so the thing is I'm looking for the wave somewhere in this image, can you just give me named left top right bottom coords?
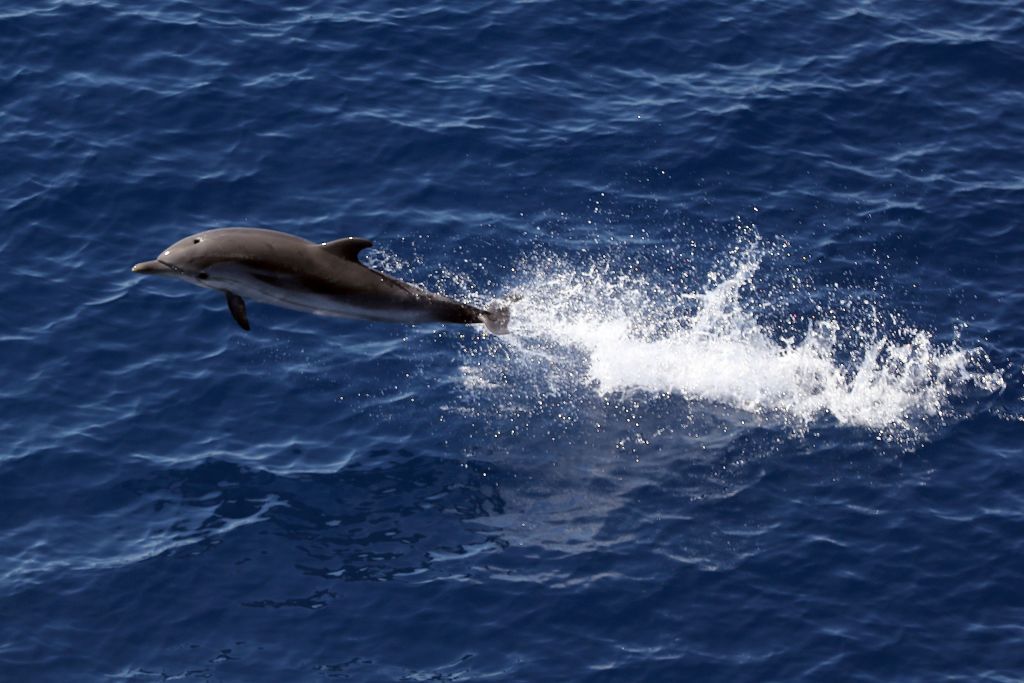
left=461, top=238, right=1004, bottom=444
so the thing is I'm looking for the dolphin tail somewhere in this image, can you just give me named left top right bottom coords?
left=482, top=302, right=510, bottom=335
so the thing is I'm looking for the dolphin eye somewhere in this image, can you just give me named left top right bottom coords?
left=193, top=238, right=201, bottom=244
left=196, top=272, right=209, bottom=280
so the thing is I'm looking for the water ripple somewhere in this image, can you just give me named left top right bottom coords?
left=3, top=0, right=1024, bottom=679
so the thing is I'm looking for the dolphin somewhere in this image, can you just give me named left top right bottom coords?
left=131, top=227, right=510, bottom=334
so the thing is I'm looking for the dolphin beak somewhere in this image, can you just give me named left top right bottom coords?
left=131, top=259, right=173, bottom=275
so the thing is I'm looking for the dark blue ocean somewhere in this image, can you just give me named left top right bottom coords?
left=3, top=1, right=1024, bottom=680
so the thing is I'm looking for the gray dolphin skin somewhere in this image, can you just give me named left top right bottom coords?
left=132, top=227, right=510, bottom=334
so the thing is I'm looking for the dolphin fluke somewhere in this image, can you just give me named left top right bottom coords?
left=483, top=303, right=510, bottom=335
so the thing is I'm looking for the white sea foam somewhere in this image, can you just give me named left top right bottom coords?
left=463, top=242, right=1004, bottom=442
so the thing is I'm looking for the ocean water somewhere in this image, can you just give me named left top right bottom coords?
left=2, top=0, right=1024, bottom=680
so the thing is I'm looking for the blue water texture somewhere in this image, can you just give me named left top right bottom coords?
left=3, top=1, right=1024, bottom=680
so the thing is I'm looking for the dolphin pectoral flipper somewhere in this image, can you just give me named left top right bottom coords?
left=225, top=291, right=250, bottom=331
left=320, top=237, right=373, bottom=262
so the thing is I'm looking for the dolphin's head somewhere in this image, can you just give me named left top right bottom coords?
left=132, top=232, right=223, bottom=286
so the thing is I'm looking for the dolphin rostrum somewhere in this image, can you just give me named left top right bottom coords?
left=132, top=227, right=510, bottom=334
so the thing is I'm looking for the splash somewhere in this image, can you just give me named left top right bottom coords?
left=462, top=241, right=1004, bottom=442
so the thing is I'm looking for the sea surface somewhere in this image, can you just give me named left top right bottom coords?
left=2, top=1, right=1024, bottom=680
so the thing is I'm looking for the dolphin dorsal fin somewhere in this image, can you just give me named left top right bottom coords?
left=320, top=237, right=373, bottom=262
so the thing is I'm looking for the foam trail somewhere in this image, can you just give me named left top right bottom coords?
left=465, top=244, right=1004, bottom=441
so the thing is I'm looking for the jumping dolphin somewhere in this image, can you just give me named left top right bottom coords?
left=131, top=227, right=510, bottom=334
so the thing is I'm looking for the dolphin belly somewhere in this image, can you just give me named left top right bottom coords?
left=227, top=277, right=482, bottom=325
